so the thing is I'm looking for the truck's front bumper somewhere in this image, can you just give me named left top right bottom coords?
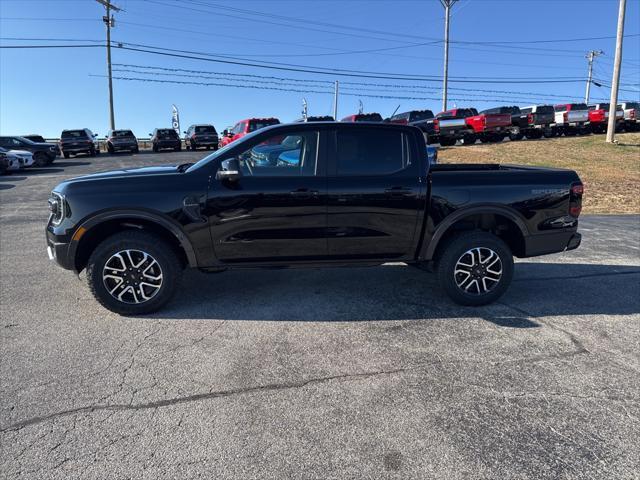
left=46, top=229, right=74, bottom=271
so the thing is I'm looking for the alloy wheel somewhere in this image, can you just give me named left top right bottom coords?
left=102, top=249, right=163, bottom=304
left=453, top=247, right=503, bottom=295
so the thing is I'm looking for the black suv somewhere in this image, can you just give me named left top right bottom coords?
left=0, top=136, right=57, bottom=166
left=150, top=128, right=182, bottom=152
left=184, top=124, right=218, bottom=151
left=60, top=129, right=100, bottom=158
left=106, top=130, right=139, bottom=154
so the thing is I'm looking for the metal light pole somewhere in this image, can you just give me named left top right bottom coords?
left=333, top=81, right=339, bottom=120
left=440, top=0, right=458, bottom=112
left=96, top=0, right=120, bottom=131
left=584, top=50, right=603, bottom=104
left=607, top=0, right=626, bottom=143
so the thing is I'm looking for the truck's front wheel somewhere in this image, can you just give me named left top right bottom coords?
left=436, top=232, right=513, bottom=306
left=86, top=231, right=182, bottom=315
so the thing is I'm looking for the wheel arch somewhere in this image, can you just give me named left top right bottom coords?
left=422, top=205, right=529, bottom=261
left=71, top=210, right=197, bottom=272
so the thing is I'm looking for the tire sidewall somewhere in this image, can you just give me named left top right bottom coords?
left=437, top=232, right=514, bottom=306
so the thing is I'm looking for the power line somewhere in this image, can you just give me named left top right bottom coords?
left=0, top=41, right=591, bottom=83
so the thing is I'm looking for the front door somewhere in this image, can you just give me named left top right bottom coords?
left=206, top=127, right=327, bottom=263
left=326, top=126, right=423, bottom=260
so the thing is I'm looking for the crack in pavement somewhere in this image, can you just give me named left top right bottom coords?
left=513, top=270, right=640, bottom=282
left=0, top=366, right=409, bottom=433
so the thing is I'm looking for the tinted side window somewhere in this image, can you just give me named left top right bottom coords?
left=336, top=129, right=407, bottom=176
left=237, top=131, right=319, bottom=177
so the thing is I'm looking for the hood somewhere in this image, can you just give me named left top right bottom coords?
left=8, top=149, right=33, bottom=156
left=66, top=164, right=181, bottom=182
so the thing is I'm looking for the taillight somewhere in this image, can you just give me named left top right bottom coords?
left=631, top=109, right=637, bottom=120
left=563, top=112, right=568, bottom=123
left=527, top=113, right=534, bottom=124
left=569, top=182, right=584, bottom=218
left=434, top=119, right=440, bottom=133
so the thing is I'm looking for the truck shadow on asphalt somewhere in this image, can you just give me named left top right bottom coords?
left=154, top=262, right=640, bottom=324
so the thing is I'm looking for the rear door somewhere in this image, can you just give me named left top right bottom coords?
left=325, top=126, right=423, bottom=260
left=206, top=126, right=328, bottom=263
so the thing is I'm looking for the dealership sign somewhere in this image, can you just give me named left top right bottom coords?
left=171, top=104, right=180, bottom=135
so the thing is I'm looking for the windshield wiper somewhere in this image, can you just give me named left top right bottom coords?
left=176, top=162, right=194, bottom=173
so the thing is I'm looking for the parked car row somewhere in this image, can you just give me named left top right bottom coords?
left=4, top=100, right=637, bottom=172
left=365, top=102, right=640, bottom=146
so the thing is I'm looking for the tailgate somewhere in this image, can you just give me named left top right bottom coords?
left=484, top=114, right=512, bottom=128
left=568, top=110, right=588, bottom=123
left=438, top=118, right=466, bottom=129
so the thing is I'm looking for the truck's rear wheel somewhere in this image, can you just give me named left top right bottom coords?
left=436, top=231, right=513, bottom=306
left=86, top=231, right=182, bottom=315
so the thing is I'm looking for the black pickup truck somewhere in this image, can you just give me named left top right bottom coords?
left=46, top=122, right=583, bottom=315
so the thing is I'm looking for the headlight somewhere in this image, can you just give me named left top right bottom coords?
left=48, top=192, right=65, bottom=226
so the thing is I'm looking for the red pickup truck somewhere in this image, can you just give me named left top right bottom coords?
left=588, top=103, right=624, bottom=134
left=466, top=110, right=512, bottom=143
left=435, top=108, right=512, bottom=146
left=219, top=118, right=280, bottom=147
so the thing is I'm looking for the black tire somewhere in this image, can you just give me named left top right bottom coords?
left=107, top=143, right=114, bottom=154
left=132, top=146, right=139, bottom=153
left=436, top=231, right=514, bottom=306
left=90, top=147, right=97, bottom=157
left=509, top=132, right=524, bottom=141
left=206, top=145, right=211, bottom=150
left=152, top=144, right=158, bottom=153
left=174, top=145, right=181, bottom=152
left=63, top=152, right=70, bottom=159
left=439, top=137, right=456, bottom=147
left=34, top=151, right=48, bottom=167
left=45, top=155, right=55, bottom=165
left=462, top=134, right=476, bottom=145
left=86, top=231, right=182, bottom=315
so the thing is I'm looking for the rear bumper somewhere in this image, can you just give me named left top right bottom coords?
left=61, top=145, right=94, bottom=153
left=110, top=142, right=138, bottom=151
left=523, top=231, right=581, bottom=257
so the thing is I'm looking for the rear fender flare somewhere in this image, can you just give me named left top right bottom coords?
left=420, top=205, right=529, bottom=260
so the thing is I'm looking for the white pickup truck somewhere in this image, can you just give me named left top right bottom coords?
left=553, top=103, right=590, bottom=136
left=618, top=102, right=639, bottom=131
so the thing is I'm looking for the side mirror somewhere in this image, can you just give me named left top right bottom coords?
left=148, top=133, right=152, bottom=136
left=183, top=131, right=187, bottom=134
left=93, top=133, right=98, bottom=137
left=216, top=158, right=241, bottom=182
left=222, top=129, right=229, bottom=136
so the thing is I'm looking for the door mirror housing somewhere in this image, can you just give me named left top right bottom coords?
left=216, top=158, right=241, bottom=182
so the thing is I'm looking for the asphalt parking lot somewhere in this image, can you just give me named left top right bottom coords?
left=1, top=151, right=639, bottom=479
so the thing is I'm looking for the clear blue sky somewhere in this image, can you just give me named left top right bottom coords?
left=1, top=0, right=639, bottom=137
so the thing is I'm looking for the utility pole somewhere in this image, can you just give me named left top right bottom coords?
left=607, top=0, right=626, bottom=143
left=96, top=0, right=120, bottom=131
left=584, top=50, right=603, bottom=104
left=440, top=0, right=458, bottom=112
left=333, top=81, right=339, bottom=120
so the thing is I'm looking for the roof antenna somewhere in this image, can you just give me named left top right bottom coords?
left=390, top=104, right=401, bottom=118
left=358, top=100, right=364, bottom=114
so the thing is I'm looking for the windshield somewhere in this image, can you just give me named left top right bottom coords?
left=248, top=120, right=279, bottom=132
left=536, top=106, right=554, bottom=114
left=157, top=129, right=177, bottom=137
left=195, top=125, right=216, bottom=134
left=624, top=102, right=640, bottom=109
left=410, top=111, right=434, bottom=121
left=15, top=136, right=35, bottom=145
left=112, top=130, right=134, bottom=137
left=570, top=103, right=588, bottom=110
left=61, top=130, right=87, bottom=138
